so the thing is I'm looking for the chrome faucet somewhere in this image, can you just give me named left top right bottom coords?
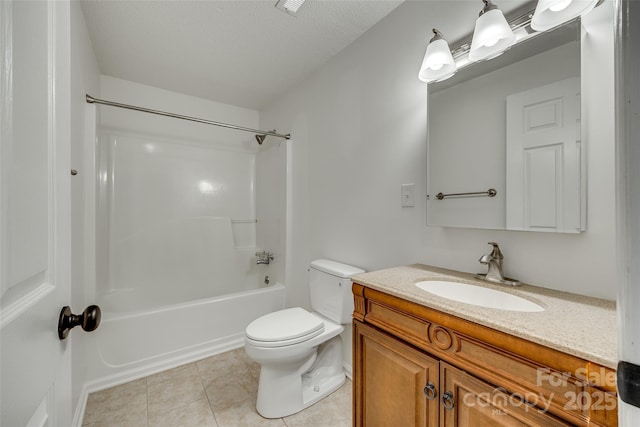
left=475, top=242, right=521, bottom=286
left=256, top=251, right=274, bottom=265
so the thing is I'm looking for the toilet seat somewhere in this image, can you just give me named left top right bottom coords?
left=246, top=307, right=325, bottom=348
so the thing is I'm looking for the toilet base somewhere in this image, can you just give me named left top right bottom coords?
left=255, top=336, right=345, bottom=418
left=301, top=371, right=346, bottom=410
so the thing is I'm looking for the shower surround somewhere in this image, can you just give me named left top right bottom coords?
left=83, top=76, right=286, bottom=393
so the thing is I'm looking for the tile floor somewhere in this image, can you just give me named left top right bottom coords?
left=82, top=347, right=352, bottom=427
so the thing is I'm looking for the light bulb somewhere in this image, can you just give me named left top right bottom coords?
left=531, top=0, right=599, bottom=31
left=484, top=38, right=499, bottom=47
left=418, top=29, right=456, bottom=82
left=468, top=1, right=515, bottom=63
left=549, top=0, right=572, bottom=12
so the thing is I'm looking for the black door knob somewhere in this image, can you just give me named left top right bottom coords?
left=58, top=305, right=101, bottom=340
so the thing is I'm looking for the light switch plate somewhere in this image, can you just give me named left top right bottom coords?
left=401, top=184, right=415, bottom=207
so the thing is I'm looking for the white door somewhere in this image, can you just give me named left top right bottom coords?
left=505, top=77, right=583, bottom=233
left=1, top=1, right=72, bottom=426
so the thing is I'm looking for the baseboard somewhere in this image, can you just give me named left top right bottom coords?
left=71, top=335, right=245, bottom=426
left=71, top=384, right=89, bottom=427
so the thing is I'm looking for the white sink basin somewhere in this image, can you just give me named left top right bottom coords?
left=415, top=280, right=544, bottom=312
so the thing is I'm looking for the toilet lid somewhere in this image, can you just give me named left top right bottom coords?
left=246, top=307, right=324, bottom=343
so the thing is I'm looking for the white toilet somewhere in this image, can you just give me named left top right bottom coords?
left=244, top=259, right=364, bottom=418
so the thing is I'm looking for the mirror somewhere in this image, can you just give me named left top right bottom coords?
left=427, top=20, right=584, bottom=233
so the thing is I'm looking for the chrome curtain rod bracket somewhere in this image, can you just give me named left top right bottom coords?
left=434, top=188, right=497, bottom=200
left=85, top=94, right=291, bottom=141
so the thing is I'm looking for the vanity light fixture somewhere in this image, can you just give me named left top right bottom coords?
left=468, top=0, right=516, bottom=62
left=531, top=0, right=599, bottom=31
left=419, top=0, right=602, bottom=83
left=275, top=0, right=307, bottom=16
left=418, top=29, right=456, bottom=83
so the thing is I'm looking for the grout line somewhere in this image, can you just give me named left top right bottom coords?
left=196, top=356, right=219, bottom=424
left=144, top=377, right=149, bottom=427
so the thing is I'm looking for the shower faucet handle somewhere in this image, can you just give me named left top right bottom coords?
left=255, top=251, right=275, bottom=265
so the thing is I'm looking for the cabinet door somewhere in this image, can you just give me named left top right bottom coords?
left=440, top=362, right=572, bottom=427
left=353, top=321, right=439, bottom=427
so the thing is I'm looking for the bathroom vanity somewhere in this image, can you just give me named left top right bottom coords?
left=351, top=265, right=617, bottom=426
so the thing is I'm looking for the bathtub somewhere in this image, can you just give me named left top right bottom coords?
left=85, top=283, right=285, bottom=391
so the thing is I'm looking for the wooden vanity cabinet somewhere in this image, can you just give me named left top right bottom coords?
left=353, top=320, right=439, bottom=427
left=354, top=321, right=571, bottom=427
left=352, top=284, right=618, bottom=427
left=439, top=360, right=572, bottom=426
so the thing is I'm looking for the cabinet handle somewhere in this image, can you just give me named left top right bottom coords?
left=442, top=391, right=455, bottom=410
left=423, top=382, right=437, bottom=400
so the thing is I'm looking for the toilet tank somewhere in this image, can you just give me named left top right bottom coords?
left=309, top=259, right=365, bottom=324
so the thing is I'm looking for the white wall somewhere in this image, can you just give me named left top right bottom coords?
left=70, top=1, right=100, bottom=416
left=260, top=0, right=617, bottom=335
left=260, top=2, right=428, bottom=309
left=99, top=76, right=259, bottom=146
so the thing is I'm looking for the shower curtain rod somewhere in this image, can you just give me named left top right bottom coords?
left=85, top=95, right=291, bottom=141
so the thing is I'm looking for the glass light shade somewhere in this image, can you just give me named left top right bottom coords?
left=531, top=0, right=599, bottom=31
left=418, top=38, right=456, bottom=82
left=468, top=8, right=516, bottom=62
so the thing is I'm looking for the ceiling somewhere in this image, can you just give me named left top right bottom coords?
left=80, top=0, right=404, bottom=110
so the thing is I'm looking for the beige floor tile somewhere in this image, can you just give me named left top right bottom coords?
left=200, top=348, right=260, bottom=401
left=231, top=347, right=262, bottom=378
left=236, top=369, right=259, bottom=397
left=197, top=348, right=253, bottom=383
left=204, top=373, right=253, bottom=412
left=146, top=362, right=199, bottom=387
left=283, top=381, right=352, bottom=427
left=82, top=379, right=147, bottom=425
left=148, top=398, right=218, bottom=427
left=83, top=411, right=147, bottom=427
left=214, top=399, right=287, bottom=427
left=83, top=348, right=352, bottom=427
left=147, top=371, right=207, bottom=418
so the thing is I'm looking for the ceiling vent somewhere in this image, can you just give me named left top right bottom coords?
left=275, top=0, right=307, bottom=16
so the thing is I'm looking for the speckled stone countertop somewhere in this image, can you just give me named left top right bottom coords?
left=352, top=264, right=617, bottom=369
